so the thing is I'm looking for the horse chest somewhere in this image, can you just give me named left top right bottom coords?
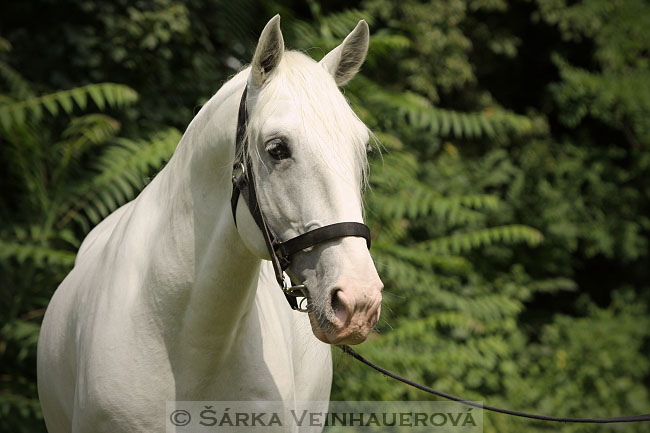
left=173, top=279, right=332, bottom=401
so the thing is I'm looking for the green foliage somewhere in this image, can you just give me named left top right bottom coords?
left=502, top=291, right=650, bottom=433
left=1, top=1, right=649, bottom=432
left=348, top=76, right=542, bottom=140
left=0, top=238, right=77, bottom=268
left=59, top=128, right=181, bottom=231
left=0, top=83, right=138, bottom=130
left=0, top=48, right=179, bottom=429
left=324, top=1, right=650, bottom=432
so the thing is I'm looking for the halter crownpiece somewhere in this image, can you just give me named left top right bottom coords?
left=231, top=86, right=372, bottom=311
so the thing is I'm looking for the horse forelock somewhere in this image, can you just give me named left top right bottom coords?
left=243, top=50, right=371, bottom=190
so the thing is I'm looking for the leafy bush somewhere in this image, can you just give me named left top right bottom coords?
left=1, top=1, right=649, bottom=432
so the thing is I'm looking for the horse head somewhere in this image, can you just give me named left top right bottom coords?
left=235, top=15, right=383, bottom=345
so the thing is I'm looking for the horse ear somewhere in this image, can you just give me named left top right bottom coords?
left=320, top=20, right=369, bottom=86
left=250, top=15, right=284, bottom=87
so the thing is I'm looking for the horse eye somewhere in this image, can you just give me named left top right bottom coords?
left=266, top=139, right=291, bottom=161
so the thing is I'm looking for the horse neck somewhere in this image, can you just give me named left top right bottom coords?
left=139, top=72, right=261, bottom=356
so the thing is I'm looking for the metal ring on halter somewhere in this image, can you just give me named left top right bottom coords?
left=283, top=282, right=310, bottom=312
left=296, top=297, right=309, bottom=313
left=283, top=283, right=307, bottom=297
left=232, top=162, right=246, bottom=183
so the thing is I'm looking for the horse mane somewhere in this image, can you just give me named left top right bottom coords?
left=243, top=50, right=371, bottom=190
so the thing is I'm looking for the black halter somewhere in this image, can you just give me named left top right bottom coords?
left=231, top=86, right=371, bottom=311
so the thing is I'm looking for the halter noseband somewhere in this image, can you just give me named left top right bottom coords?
left=231, top=86, right=371, bottom=311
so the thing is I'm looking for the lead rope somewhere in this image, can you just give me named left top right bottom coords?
left=338, top=345, right=650, bottom=424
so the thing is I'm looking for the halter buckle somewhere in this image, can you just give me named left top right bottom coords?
left=232, top=162, right=246, bottom=184
left=282, top=281, right=309, bottom=312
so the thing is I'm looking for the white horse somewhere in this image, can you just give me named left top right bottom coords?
left=37, top=15, right=383, bottom=432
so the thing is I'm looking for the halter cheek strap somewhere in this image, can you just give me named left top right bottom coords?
left=231, top=86, right=372, bottom=311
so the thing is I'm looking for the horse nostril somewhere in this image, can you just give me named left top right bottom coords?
left=330, top=289, right=351, bottom=325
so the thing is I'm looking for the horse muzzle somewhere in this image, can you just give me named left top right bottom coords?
left=309, top=279, right=383, bottom=345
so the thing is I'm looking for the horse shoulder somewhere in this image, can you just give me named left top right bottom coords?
left=38, top=201, right=144, bottom=432
left=75, top=201, right=134, bottom=264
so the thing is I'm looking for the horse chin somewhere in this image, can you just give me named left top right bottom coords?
left=307, top=311, right=371, bottom=345
left=308, top=314, right=332, bottom=344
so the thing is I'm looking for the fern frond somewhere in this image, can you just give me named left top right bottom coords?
left=0, top=83, right=137, bottom=130
left=62, top=114, right=120, bottom=144
left=382, top=312, right=484, bottom=340
left=0, top=238, right=76, bottom=267
left=382, top=243, right=463, bottom=269
left=319, top=9, right=372, bottom=40
left=419, top=225, right=543, bottom=255
left=289, top=20, right=320, bottom=49
left=57, top=128, right=181, bottom=229
left=368, top=152, right=419, bottom=189
left=53, top=114, right=121, bottom=182
left=372, top=188, right=500, bottom=224
left=399, top=95, right=533, bottom=139
left=349, top=76, right=536, bottom=139
left=371, top=249, right=425, bottom=288
left=288, top=9, right=375, bottom=54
